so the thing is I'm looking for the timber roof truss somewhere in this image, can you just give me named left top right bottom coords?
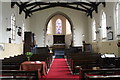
left=11, top=0, right=105, bottom=19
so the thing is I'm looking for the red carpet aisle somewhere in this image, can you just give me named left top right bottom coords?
left=42, top=58, right=79, bottom=80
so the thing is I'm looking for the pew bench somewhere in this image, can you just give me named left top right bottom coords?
left=80, top=68, right=120, bottom=80
left=85, top=74, right=120, bottom=80
left=0, top=70, right=38, bottom=80
left=71, top=59, right=99, bottom=74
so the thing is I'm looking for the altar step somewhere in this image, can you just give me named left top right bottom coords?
left=54, top=50, right=64, bottom=55
left=54, top=50, right=64, bottom=58
left=55, top=55, right=64, bottom=58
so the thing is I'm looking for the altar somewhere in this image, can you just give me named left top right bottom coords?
left=53, top=44, right=65, bottom=49
left=53, top=35, right=65, bottom=49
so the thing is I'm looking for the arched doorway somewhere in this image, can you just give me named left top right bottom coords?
left=44, top=12, right=73, bottom=49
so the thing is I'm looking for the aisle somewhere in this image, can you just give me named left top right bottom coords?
left=42, top=58, right=79, bottom=80
left=54, top=50, right=64, bottom=58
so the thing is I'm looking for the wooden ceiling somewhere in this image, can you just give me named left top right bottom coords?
left=11, top=0, right=105, bottom=19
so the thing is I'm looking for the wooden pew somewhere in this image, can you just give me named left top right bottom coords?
left=34, top=47, right=50, bottom=54
left=99, top=57, right=120, bottom=68
left=0, top=70, right=38, bottom=80
left=68, top=53, right=101, bottom=74
left=2, top=54, right=28, bottom=69
left=2, top=53, right=52, bottom=70
left=2, top=55, right=27, bottom=70
left=80, top=68, right=120, bottom=80
left=64, top=47, right=82, bottom=56
left=30, top=54, right=53, bottom=68
left=71, top=59, right=99, bottom=74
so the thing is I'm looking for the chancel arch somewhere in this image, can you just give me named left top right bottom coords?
left=45, top=12, right=73, bottom=48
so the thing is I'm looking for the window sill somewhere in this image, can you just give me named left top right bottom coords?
left=102, top=37, right=107, bottom=40
left=101, top=37, right=107, bottom=42
left=93, top=40, right=96, bottom=42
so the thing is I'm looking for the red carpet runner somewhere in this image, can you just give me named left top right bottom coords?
left=42, top=58, right=79, bottom=80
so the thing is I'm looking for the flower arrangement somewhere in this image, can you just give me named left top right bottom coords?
left=25, top=52, right=33, bottom=61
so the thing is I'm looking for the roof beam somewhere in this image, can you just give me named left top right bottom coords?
left=15, top=2, right=31, bottom=18
left=26, top=2, right=47, bottom=7
left=28, top=4, right=38, bottom=11
left=23, top=2, right=98, bottom=19
left=11, top=1, right=105, bottom=19
left=102, top=2, right=106, bottom=7
left=19, top=2, right=29, bottom=14
left=25, top=2, right=93, bottom=8
left=87, top=8, right=93, bottom=18
left=30, top=3, right=88, bottom=13
left=11, top=2, right=16, bottom=8
left=30, top=5, right=55, bottom=13
left=61, top=5, right=87, bottom=12
left=78, top=3, right=90, bottom=10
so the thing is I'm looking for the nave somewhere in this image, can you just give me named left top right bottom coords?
left=1, top=46, right=120, bottom=80
left=42, top=58, right=79, bottom=80
left=1, top=1, right=120, bottom=80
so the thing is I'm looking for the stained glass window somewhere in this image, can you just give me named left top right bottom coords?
left=56, top=19, right=62, bottom=34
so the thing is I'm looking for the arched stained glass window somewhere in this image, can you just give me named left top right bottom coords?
left=101, top=11, right=107, bottom=39
left=56, top=19, right=62, bottom=34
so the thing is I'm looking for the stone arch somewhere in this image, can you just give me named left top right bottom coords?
left=44, top=11, right=74, bottom=47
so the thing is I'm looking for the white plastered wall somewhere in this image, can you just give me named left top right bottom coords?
left=88, top=2, right=120, bottom=56
left=0, top=2, right=30, bottom=58
left=30, top=7, right=88, bottom=47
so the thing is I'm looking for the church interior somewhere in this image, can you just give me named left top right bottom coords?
left=0, top=0, right=120, bottom=80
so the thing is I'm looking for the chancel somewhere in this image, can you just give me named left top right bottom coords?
left=1, top=0, right=120, bottom=80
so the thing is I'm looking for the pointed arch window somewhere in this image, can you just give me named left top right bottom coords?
left=11, top=14, right=16, bottom=40
left=101, top=11, right=107, bottom=39
left=56, top=19, right=62, bottom=34
left=22, top=23, right=25, bottom=41
left=92, top=19, right=96, bottom=41
left=47, top=20, right=52, bottom=34
left=115, top=2, right=120, bottom=35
